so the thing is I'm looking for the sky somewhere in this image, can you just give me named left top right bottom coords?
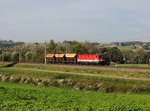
left=0, top=0, right=150, bottom=43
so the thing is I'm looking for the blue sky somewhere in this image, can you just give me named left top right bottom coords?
left=0, top=0, right=150, bottom=43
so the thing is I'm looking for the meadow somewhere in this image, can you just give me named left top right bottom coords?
left=0, top=82, right=150, bottom=111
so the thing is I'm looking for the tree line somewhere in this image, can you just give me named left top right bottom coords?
left=0, top=40, right=150, bottom=64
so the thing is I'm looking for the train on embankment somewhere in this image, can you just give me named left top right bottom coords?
left=46, top=53, right=110, bottom=65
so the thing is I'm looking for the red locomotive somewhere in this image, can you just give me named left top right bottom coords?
left=46, top=52, right=110, bottom=65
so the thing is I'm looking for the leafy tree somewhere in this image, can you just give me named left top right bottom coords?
left=145, top=52, right=150, bottom=64
left=11, top=51, right=19, bottom=63
left=122, top=49, right=134, bottom=63
left=1, top=52, right=11, bottom=62
left=79, top=41, right=98, bottom=53
left=99, top=47, right=109, bottom=53
left=55, top=42, right=66, bottom=53
left=67, top=41, right=81, bottom=53
left=109, top=47, right=123, bottom=63
left=31, top=44, right=45, bottom=63
left=134, top=49, right=146, bottom=64
left=25, top=51, right=32, bottom=62
left=18, top=45, right=32, bottom=62
left=47, top=40, right=56, bottom=53
left=98, top=47, right=110, bottom=65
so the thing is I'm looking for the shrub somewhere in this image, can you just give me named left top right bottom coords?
left=54, top=74, right=70, bottom=79
left=42, top=80, right=49, bottom=86
left=11, top=76, right=22, bottom=83
left=105, top=85, right=116, bottom=93
left=37, top=78, right=42, bottom=82
left=20, top=77, right=28, bottom=83
left=24, top=78, right=38, bottom=85
left=74, top=83, right=85, bottom=90
left=2, top=75, right=10, bottom=82
left=86, top=85, right=99, bottom=91
left=50, top=80, right=59, bottom=87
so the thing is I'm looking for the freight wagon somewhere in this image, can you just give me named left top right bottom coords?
left=46, top=53, right=110, bottom=65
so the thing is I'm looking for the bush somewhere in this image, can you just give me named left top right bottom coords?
left=20, top=77, right=28, bottom=83
left=50, top=80, right=59, bottom=87
left=2, top=75, right=10, bottom=82
left=54, top=74, right=70, bottom=79
left=42, top=80, right=49, bottom=86
left=105, top=85, right=116, bottom=93
left=12, top=76, right=22, bottom=83
left=24, top=78, right=38, bottom=85
left=85, top=85, right=99, bottom=91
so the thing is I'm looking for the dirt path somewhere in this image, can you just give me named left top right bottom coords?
left=10, top=67, right=150, bottom=81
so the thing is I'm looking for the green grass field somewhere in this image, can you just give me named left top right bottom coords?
left=0, top=82, right=150, bottom=111
left=117, top=46, right=137, bottom=51
left=117, top=46, right=150, bottom=53
left=0, top=62, right=150, bottom=110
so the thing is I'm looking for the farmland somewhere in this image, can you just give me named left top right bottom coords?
left=0, top=62, right=150, bottom=110
left=0, top=82, right=150, bottom=111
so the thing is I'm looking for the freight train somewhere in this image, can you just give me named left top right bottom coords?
left=46, top=53, right=110, bottom=65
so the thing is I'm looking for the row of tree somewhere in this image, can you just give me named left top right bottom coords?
left=0, top=40, right=24, bottom=48
left=0, top=40, right=150, bottom=64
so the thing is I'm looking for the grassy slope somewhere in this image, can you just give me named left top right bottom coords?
left=0, top=82, right=150, bottom=111
left=0, top=63, right=150, bottom=93
left=12, top=63, right=150, bottom=79
left=0, top=63, right=150, bottom=84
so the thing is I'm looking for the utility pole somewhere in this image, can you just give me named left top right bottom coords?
left=1, top=46, right=4, bottom=63
left=2, top=50, right=3, bottom=63
left=19, top=50, right=21, bottom=63
left=65, top=41, right=68, bottom=53
left=45, top=41, right=47, bottom=64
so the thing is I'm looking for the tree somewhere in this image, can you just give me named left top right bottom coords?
left=31, top=44, right=45, bottom=63
left=122, top=49, right=134, bottom=63
left=11, top=51, right=19, bottom=63
left=99, top=47, right=110, bottom=53
left=25, top=51, right=32, bottom=62
left=109, top=47, right=123, bottom=63
left=47, top=40, right=56, bottom=53
left=55, top=42, right=66, bottom=53
left=67, top=41, right=81, bottom=53
left=1, top=52, right=11, bottom=62
left=134, top=49, right=146, bottom=64
left=79, top=41, right=98, bottom=53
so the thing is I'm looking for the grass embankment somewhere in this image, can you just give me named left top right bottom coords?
left=0, top=82, right=150, bottom=111
left=14, top=63, right=150, bottom=79
left=0, top=63, right=150, bottom=93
